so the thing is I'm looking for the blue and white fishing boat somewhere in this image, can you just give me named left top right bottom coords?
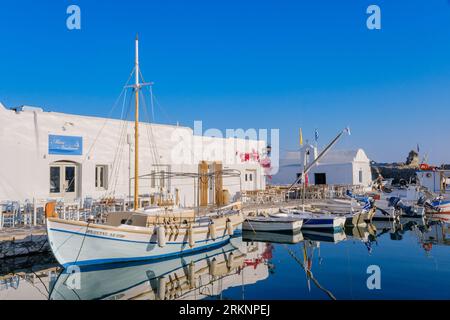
left=47, top=204, right=243, bottom=267
left=46, top=36, right=244, bottom=268
left=270, top=210, right=346, bottom=231
left=243, top=214, right=303, bottom=234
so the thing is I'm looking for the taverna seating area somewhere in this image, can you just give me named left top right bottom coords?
left=241, top=184, right=367, bottom=206
left=0, top=196, right=157, bottom=229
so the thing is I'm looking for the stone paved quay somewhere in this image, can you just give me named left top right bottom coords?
left=0, top=226, right=49, bottom=258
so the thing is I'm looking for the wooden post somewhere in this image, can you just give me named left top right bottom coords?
left=199, top=161, right=209, bottom=207
left=214, top=161, right=223, bottom=206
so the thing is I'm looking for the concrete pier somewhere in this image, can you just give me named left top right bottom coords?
left=0, top=226, right=49, bottom=259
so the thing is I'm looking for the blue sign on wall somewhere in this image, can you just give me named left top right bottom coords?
left=48, top=135, right=83, bottom=155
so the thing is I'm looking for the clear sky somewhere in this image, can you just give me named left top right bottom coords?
left=1, top=0, right=449, bottom=164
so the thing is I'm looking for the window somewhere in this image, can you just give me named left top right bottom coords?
left=50, top=162, right=78, bottom=196
left=65, top=166, right=75, bottom=192
left=359, top=169, right=363, bottom=184
left=245, top=174, right=248, bottom=182
left=50, top=167, right=61, bottom=193
left=249, top=174, right=253, bottom=182
left=95, top=165, right=108, bottom=189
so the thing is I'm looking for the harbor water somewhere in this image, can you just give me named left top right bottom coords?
left=1, top=217, right=449, bottom=300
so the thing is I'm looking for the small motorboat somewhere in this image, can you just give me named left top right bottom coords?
left=422, top=196, right=450, bottom=215
left=243, top=213, right=303, bottom=234
left=272, top=210, right=346, bottom=231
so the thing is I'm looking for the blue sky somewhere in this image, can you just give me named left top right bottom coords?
left=1, top=0, right=450, bottom=163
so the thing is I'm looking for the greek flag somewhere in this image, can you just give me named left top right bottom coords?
left=314, top=129, right=319, bottom=142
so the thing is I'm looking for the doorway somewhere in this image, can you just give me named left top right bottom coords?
left=314, top=173, right=327, bottom=185
left=50, top=162, right=79, bottom=200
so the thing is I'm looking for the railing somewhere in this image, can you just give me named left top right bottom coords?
left=242, top=185, right=366, bottom=205
left=0, top=197, right=133, bottom=229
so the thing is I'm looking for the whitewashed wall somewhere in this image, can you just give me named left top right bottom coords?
left=271, top=148, right=372, bottom=188
left=0, top=104, right=266, bottom=205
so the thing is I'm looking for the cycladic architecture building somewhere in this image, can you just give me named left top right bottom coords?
left=0, top=103, right=269, bottom=206
left=272, top=143, right=372, bottom=189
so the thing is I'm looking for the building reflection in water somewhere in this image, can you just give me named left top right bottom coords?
left=0, top=216, right=448, bottom=300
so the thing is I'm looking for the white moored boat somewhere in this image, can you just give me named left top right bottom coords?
left=243, top=214, right=303, bottom=233
left=46, top=205, right=243, bottom=267
left=46, top=36, right=244, bottom=268
left=271, top=211, right=346, bottom=231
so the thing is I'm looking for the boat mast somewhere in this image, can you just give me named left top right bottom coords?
left=134, top=34, right=140, bottom=210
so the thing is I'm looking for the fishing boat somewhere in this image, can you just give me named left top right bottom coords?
left=243, top=213, right=303, bottom=234
left=273, top=211, right=346, bottom=231
left=308, top=200, right=375, bottom=227
left=46, top=36, right=244, bottom=268
left=425, top=196, right=450, bottom=214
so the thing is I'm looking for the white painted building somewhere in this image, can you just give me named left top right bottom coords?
left=271, top=144, right=372, bottom=189
left=0, top=102, right=267, bottom=206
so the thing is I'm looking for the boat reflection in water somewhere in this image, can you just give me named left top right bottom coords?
left=49, top=238, right=271, bottom=300
left=2, top=218, right=448, bottom=300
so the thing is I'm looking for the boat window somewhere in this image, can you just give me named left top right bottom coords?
left=95, top=165, right=108, bottom=190
left=120, top=219, right=132, bottom=225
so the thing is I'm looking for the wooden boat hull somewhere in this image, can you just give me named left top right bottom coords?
left=47, top=214, right=243, bottom=268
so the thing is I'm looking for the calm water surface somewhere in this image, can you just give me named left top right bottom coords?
left=1, top=217, right=449, bottom=300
